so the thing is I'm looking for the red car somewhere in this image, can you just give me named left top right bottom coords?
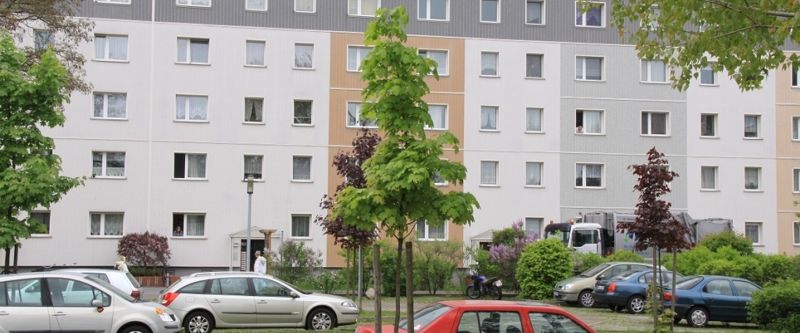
left=355, top=300, right=596, bottom=333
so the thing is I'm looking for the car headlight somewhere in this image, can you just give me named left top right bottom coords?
left=341, top=301, right=357, bottom=309
left=563, top=284, right=574, bottom=291
left=154, top=307, right=175, bottom=322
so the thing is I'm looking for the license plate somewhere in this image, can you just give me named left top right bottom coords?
left=596, top=286, right=605, bottom=291
left=553, top=291, right=561, bottom=297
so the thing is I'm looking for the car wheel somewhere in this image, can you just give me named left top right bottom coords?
left=578, top=290, right=595, bottom=308
left=307, top=308, right=336, bottom=331
left=184, top=310, right=214, bottom=333
left=466, top=286, right=481, bottom=299
left=120, top=325, right=151, bottom=333
left=627, top=295, right=646, bottom=314
left=687, top=307, right=709, bottom=328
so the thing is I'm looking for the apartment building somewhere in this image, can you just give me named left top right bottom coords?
left=16, top=0, right=800, bottom=271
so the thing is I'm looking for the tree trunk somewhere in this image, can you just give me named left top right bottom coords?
left=12, top=244, right=18, bottom=273
left=393, top=239, right=403, bottom=333
left=652, top=247, right=658, bottom=332
left=373, top=244, right=381, bottom=333
left=3, top=247, right=10, bottom=273
left=405, top=241, right=414, bottom=333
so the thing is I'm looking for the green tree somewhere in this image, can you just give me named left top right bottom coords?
left=0, top=34, right=82, bottom=272
left=516, top=238, right=573, bottom=300
left=607, top=0, right=800, bottom=91
left=331, top=6, right=479, bottom=332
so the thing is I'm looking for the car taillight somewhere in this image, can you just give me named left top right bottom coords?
left=161, top=292, right=179, bottom=306
left=608, top=282, right=616, bottom=293
left=663, top=291, right=672, bottom=301
left=131, top=289, right=141, bottom=300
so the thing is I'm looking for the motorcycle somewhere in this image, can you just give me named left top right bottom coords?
left=466, top=273, right=502, bottom=300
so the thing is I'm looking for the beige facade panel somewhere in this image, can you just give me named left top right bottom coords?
left=777, top=213, right=799, bottom=256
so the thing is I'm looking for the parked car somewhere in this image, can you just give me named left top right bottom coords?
left=662, top=275, right=761, bottom=327
left=355, top=300, right=597, bottom=333
left=553, top=261, right=651, bottom=307
left=160, top=272, right=358, bottom=332
left=593, top=269, right=683, bottom=314
left=57, top=268, right=143, bottom=300
left=0, top=271, right=180, bottom=333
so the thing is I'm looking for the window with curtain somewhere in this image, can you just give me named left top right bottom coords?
left=426, top=105, right=447, bottom=130
left=244, top=98, right=263, bottom=123
left=244, top=155, right=263, bottom=180
left=94, top=34, right=128, bottom=61
left=295, top=0, right=315, bottom=12
left=292, top=156, right=311, bottom=181
left=480, top=106, right=498, bottom=130
left=348, top=0, right=379, bottom=16
left=480, top=161, right=498, bottom=185
left=419, top=49, right=448, bottom=75
left=30, top=212, right=50, bottom=235
left=172, top=213, right=205, bottom=237
left=525, top=217, right=543, bottom=239
left=701, top=114, right=717, bottom=137
left=575, top=1, right=603, bottom=27
left=347, top=46, right=372, bottom=71
left=481, top=52, right=498, bottom=76
left=245, top=41, right=265, bottom=66
left=176, top=95, right=208, bottom=121
left=526, top=0, right=544, bottom=24
left=526, top=54, right=543, bottom=78
left=177, top=0, right=210, bottom=6
left=744, top=115, right=761, bottom=138
left=174, top=153, right=206, bottom=179
left=480, top=0, right=499, bottom=22
left=641, top=112, right=668, bottom=135
left=418, top=0, right=448, bottom=20
left=291, top=215, right=311, bottom=237
left=576, top=56, right=603, bottom=80
left=347, top=102, right=377, bottom=128
left=576, top=163, right=603, bottom=187
left=794, top=222, right=800, bottom=245
left=177, top=38, right=209, bottom=64
left=90, top=213, right=123, bottom=236
left=526, top=108, right=543, bottom=132
left=92, top=151, right=126, bottom=178
left=794, top=64, right=800, bottom=87
left=744, top=167, right=761, bottom=190
left=575, top=109, right=603, bottom=134
left=416, top=220, right=445, bottom=240
left=745, top=222, right=761, bottom=244
left=700, top=63, right=716, bottom=85
left=293, top=100, right=313, bottom=125
left=93, top=92, right=127, bottom=119
left=794, top=169, right=800, bottom=192
left=246, top=0, right=266, bottom=10
left=294, top=44, right=314, bottom=68
left=701, top=166, right=717, bottom=190
left=641, top=60, right=666, bottom=82
left=526, top=162, right=542, bottom=186
left=793, top=116, right=800, bottom=140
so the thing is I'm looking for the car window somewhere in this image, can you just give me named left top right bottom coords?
left=48, top=278, right=111, bottom=307
left=580, top=263, right=610, bottom=277
left=84, top=275, right=134, bottom=302
left=210, top=278, right=250, bottom=296
left=84, top=273, right=110, bottom=283
left=179, top=281, right=207, bottom=294
left=572, top=229, right=599, bottom=248
left=253, top=278, right=291, bottom=297
left=529, top=312, right=588, bottom=333
left=732, top=280, right=760, bottom=297
left=124, top=273, right=141, bottom=288
left=676, top=276, right=703, bottom=290
left=638, top=272, right=651, bottom=284
left=399, top=303, right=452, bottom=330
left=703, top=280, right=733, bottom=296
left=457, top=311, right=522, bottom=333
left=0, top=282, right=5, bottom=305
left=6, top=279, right=43, bottom=306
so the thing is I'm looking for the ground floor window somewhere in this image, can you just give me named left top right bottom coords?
left=173, top=213, right=205, bottom=237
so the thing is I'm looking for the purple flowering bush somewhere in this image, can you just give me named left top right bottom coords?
left=475, top=220, right=537, bottom=290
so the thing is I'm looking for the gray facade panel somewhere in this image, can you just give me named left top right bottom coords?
left=78, top=0, right=151, bottom=21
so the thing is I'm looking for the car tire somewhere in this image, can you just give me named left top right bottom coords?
left=578, top=290, right=595, bottom=308
left=466, top=286, right=481, bottom=299
left=120, top=325, right=151, bottom=333
left=626, top=295, right=646, bottom=314
left=184, top=310, right=214, bottom=333
left=687, top=306, right=709, bottom=328
left=307, top=307, right=336, bottom=331
left=490, top=286, right=502, bottom=300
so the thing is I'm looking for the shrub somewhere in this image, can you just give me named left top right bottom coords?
left=748, top=279, right=800, bottom=329
left=766, top=314, right=800, bottom=333
left=268, top=240, right=322, bottom=283
left=673, top=246, right=715, bottom=275
left=699, top=231, right=753, bottom=255
left=573, top=252, right=605, bottom=273
left=414, top=241, right=461, bottom=295
left=733, top=255, right=764, bottom=286
left=117, top=232, right=171, bottom=271
left=492, top=225, right=526, bottom=246
left=605, top=250, right=645, bottom=263
left=314, top=270, right=342, bottom=294
left=793, top=255, right=800, bottom=280
left=484, top=221, right=536, bottom=289
left=377, top=241, right=405, bottom=296
left=759, top=255, right=795, bottom=286
left=516, top=238, right=573, bottom=299
left=696, top=259, right=739, bottom=276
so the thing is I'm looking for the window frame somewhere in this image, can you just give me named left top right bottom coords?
left=294, top=0, right=316, bottom=13
left=792, top=116, right=800, bottom=141
left=417, top=0, right=450, bottom=21
left=348, top=0, right=381, bottom=17
left=525, top=0, right=545, bottom=25
left=293, top=99, right=314, bottom=126
left=291, top=155, right=313, bottom=182
left=793, top=64, right=800, bottom=87
left=30, top=211, right=51, bottom=236
left=793, top=221, right=800, bottom=246
left=176, top=0, right=211, bottom=7
left=172, top=212, right=206, bottom=238
left=419, top=49, right=449, bottom=76
left=700, top=166, right=719, bottom=191
left=525, top=107, right=544, bottom=133
left=744, top=222, right=763, bottom=245
left=700, top=113, right=718, bottom=138
left=575, top=162, right=605, bottom=189
left=744, top=166, right=762, bottom=192
left=700, top=62, right=717, bottom=86
left=743, top=114, right=762, bottom=139
left=525, top=161, right=544, bottom=188
left=290, top=214, right=312, bottom=239
left=416, top=220, right=447, bottom=241
left=794, top=168, right=800, bottom=193
left=244, top=40, right=266, bottom=67
left=479, top=105, right=499, bottom=132
left=244, top=97, right=264, bottom=124
left=479, top=0, right=501, bottom=23
left=89, top=212, right=124, bottom=238
left=575, top=1, right=605, bottom=28
left=480, top=160, right=499, bottom=187
left=92, top=151, right=126, bottom=179
left=575, top=55, right=604, bottom=81
left=525, top=53, right=544, bottom=79
left=243, top=154, right=263, bottom=180
left=346, top=45, right=373, bottom=72
left=480, top=51, right=500, bottom=77
left=173, top=152, right=208, bottom=180
left=175, top=94, right=209, bottom=122
left=346, top=101, right=378, bottom=129
left=92, top=92, right=128, bottom=120
left=293, top=43, right=315, bottom=70
left=245, top=0, right=267, bottom=11
left=176, top=37, right=210, bottom=65
left=640, top=59, right=668, bottom=84
left=575, top=109, right=605, bottom=135
left=641, top=111, right=670, bottom=136
left=93, top=34, right=129, bottom=62
left=425, top=104, right=448, bottom=130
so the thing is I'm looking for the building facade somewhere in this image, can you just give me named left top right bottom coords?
left=17, top=0, right=800, bottom=271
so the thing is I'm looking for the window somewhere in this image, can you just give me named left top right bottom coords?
left=177, top=0, right=210, bottom=6
left=744, top=115, right=761, bottom=138
left=794, top=222, right=800, bottom=245
left=794, top=168, right=800, bottom=192
left=173, top=153, right=207, bottom=179
left=642, top=5, right=660, bottom=30
left=526, top=0, right=544, bottom=24
left=48, top=278, right=110, bottom=307
left=426, top=105, right=447, bottom=130
left=90, top=213, right=123, bottom=236
left=700, top=63, right=717, bottom=85
left=246, top=0, right=266, bottom=11
left=575, top=56, right=603, bottom=81
left=701, top=166, right=718, bottom=190
left=525, top=107, right=543, bottom=133
left=433, top=171, right=447, bottom=186
left=793, top=64, right=800, bottom=87
left=458, top=312, right=523, bottom=333
left=93, top=92, right=127, bottom=119
left=349, top=0, right=379, bottom=16
left=294, top=43, right=314, bottom=69
left=480, top=161, right=498, bottom=186
left=210, top=278, right=249, bottom=296
left=292, top=156, right=311, bottom=181
left=417, top=220, right=445, bottom=240
left=245, top=41, right=265, bottom=66
left=253, top=278, right=291, bottom=297
left=700, top=114, right=717, bottom=137
left=347, top=46, right=372, bottom=71
left=576, top=163, right=603, bottom=188
left=244, top=155, right=263, bottom=180
left=480, top=0, right=499, bottom=22
left=294, top=0, right=315, bottom=12
left=793, top=116, right=800, bottom=140
left=293, top=100, right=313, bottom=125
left=92, top=152, right=125, bottom=178
left=291, top=215, right=310, bottom=238
left=94, top=34, right=128, bottom=61
left=575, top=109, right=604, bottom=134
left=244, top=98, right=263, bottom=123
left=347, top=102, right=377, bottom=128
left=7, top=279, right=43, bottom=306
left=745, top=222, right=761, bottom=244
left=172, top=213, right=205, bottom=237
left=179, top=281, right=206, bottom=294
left=525, top=162, right=542, bottom=186
left=641, top=60, right=666, bottom=83
left=526, top=54, right=543, bottom=78
left=418, top=0, right=448, bottom=20
left=575, top=1, right=604, bottom=27
left=732, top=280, right=760, bottom=297
left=525, top=218, right=543, bottom=238
left=176, top=38, right=209, bottom=64
left=481, top=52, right=498, bottom=76
left=30, top=212, right=50, bottom=235
left=641, top=111, right=669, bottom=136
left=480, top=106, right=498, bottom=131
left=419, top=49, right=448, bottom=75
left=34, top=30, right=54, bottom=51
left=744, top=167, right=761, bottom=191
left=176, top=95, right=208, bottom=121
left=530, top=312, right=589, bottom=333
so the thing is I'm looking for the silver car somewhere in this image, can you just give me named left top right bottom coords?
left=160, top=272, right=359, bottom=332
left=57, top=268, right=143, bottom=300
left=0, top=271, right=180, bottom=333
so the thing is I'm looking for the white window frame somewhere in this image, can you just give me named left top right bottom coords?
left=177, top=0, right=211, bottom=7
left=245, top=40, right=266, bottom=67
left=346, top=102, right=378, bottom=128
left=244, top=97, right=264, bottom=124
left=480, top=105, right=499, bottom=131
left=294, top=0, right=316, bottom=13
left=480, top=0, right=500, bottom=23
left=480, top=51, right=499, bottom=77
left=30, top=211, right=51, bottom=236
left=346, top=45, right=373, bottom=72
left=293, top=99, right=313, bottom=126
left=792, top=116, right=800, bottom=141
left=425, top=104, right=448, bottom=130
left=575, top=109, right=605, bottom=135
left=95, top=0, right=132, bottom=4
left=524, top=217, right=544, bottom=238
left=176, top=37, right=210, bottom=65
left=793, top=168, right=800, bottom=193
left=744, top=222, right=762, bottom=245
left=173, top=153, right=207, bottom=180
left=93, top=34, right=128, bottom=61
left=641, top=111, right=670, bottom=136
left=417, top=220, right=447, bottom=241
left=700, top=113, right=718, bottom=138
left=348, top=0, right=380, bottom=16
left=575, top=1, right=605, bottom=28
left=525, top=0, right=545, bottom=25
left=700, top=63, right=717, bottom=86
left=575, top=55, right=604, bottom=81
left=245, top=0, right=267, bottom=11
left=480, top=160, right=499, bottom=186
left=744, top=166, right=762, bottom=191
left=419, top=49, right=449, bottom=76
left=173, top=213, right=206, bottom=238
left=743, top=114, right=762, bottom=139
left=175, top=95, right=209, bottom=122
left=418, top=0, right=450, bottom=21
left=525, top=53, right=544, bottom=79
left=525, top=161, right=543, bottom=187
left=293, top=43, right=314, bottom=69
left=89, top=212, right=124, bottom=238
left=292, top=155, right=313, bottom=182
left=92, top=92, right=127, bottom=120
left=640, top=59, right=667, bottom=83
left=433, top=169, right=448, bottom=187
left=700, top=166, right=719, bottom=191
left=792, top=64, right=800, bottom=87
left=525, top=107, right=543, bottom=133
left=793, top=221, right=800, bottom=246
left=92, top=151, right=126, bottom=179
left=640, top=5, right=660, bottom=30
left=291, top=214, right=312, bottom=239
left=575, top=163, right=605, bottom=189
left=243, top=154, right=263, bottom=180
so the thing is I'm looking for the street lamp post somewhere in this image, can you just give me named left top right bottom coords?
left=246, top=175, right=254, bottom=272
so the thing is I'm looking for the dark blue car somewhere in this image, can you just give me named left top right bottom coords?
left=663, top=275, right=761, bottom=327
left=593, top=269, right=682, bottom=314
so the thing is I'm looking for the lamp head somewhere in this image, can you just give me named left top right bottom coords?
left=246, top=175, right=254, bottom=194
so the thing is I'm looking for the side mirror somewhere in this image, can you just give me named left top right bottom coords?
left=91, top=299, right=104, bottom=310
left=289, top=291, right=299, bottom=299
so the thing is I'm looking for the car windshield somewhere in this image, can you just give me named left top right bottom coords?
left=399, top=303, right=452, bottom=330
left=675, top=276, right=703, bottom=290
left=85, top=275, right=136, bottom=302
left=580, top=263, right=610, bottom=277
left=271, top=276, right=311, bottom=295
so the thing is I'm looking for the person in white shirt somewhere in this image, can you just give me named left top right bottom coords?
left=253, top=250, right=267, bottom=274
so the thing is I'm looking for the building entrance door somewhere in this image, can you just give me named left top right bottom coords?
left=239, top=239, right=265, bottom=271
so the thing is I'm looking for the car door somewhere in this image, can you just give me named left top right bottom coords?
left=701, top=279, right=738, bottom=322
left=252, top=277, right=304, bottom=326
left=572, top=229, right=601, bottom=254
left=206, top=278, right=256, bottom=325
left=1, top=278, right=50, bottom=333
left=455, top=311, right=524, bottom=333
left=529, top=311, right=590, bottom=333
left=46, top=278, right=114, bottom=332
left=731, top=279, right=761, bottom=322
